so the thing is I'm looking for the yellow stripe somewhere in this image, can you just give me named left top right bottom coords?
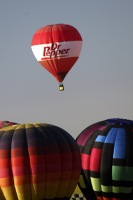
left=90, top=177, right=101, bottom=191
left=0, top=123, right=51, bottom=132
left=1, top=186, right=20, bottom=200
left=79, top=175, right=86, bottom=188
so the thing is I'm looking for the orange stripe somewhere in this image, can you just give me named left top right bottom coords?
left=0, top=169, right=80, bottom=187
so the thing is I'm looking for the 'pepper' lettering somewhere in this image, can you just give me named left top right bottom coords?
left=42, top=43, right=70, bottom=59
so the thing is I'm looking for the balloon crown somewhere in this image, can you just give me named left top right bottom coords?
left=105, top=118, right=133, bottom=126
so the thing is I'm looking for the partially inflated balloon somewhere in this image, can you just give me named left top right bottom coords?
left=0, top=123, right=81, bottom=200
left=31, top=24, right=83, bottom=91
left=76, top=118, right=133, bottom=200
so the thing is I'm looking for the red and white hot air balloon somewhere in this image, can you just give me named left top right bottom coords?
left=31, top=24, right=83, bottom=91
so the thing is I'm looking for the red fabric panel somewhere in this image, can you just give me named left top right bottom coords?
left=90, top=148, right=102, bottom=172
left=31, top=24, right=82, bottom=45
left=81, top=153, right=90, bottom=170
left=39, top=57, right=78, bottom=82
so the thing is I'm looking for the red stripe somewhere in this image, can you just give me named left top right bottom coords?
left=81, top=153, right=90, bottom=170
left=0, top=152, right=80, bottom=177
left=90, top=148, right=102, bottom=171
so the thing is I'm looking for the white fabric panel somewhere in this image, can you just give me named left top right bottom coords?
left=31, top=41, right=82, bottom=61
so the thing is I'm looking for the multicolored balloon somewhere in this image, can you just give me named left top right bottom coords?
left=0, top=123, right=81, bottom=200
left=31, top=23, right=83, bottom=91
left=0, top=120, right=17, bottom=128
left=76, top=118, right=133, bottom=200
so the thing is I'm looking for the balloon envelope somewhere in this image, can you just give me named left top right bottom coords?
left=31, top=23, right=82, bottom=90
left=0, top=120, right=17, bottom=128
left=76, top=118, right=133, bottom=200
left=0, top=123, right=81, bottom=200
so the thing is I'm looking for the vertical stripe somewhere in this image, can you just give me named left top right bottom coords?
left=113, top=128, right=126, bottom=159
left=81, top=154, right=90, bottom=170
left=104, top=127, right=117, bottom=144
left=90, top=148, right=102, bottom=171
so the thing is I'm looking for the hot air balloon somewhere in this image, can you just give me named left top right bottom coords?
left=0, top=120, right=17, bottom=128
left=76, top=118, right=133, bottom=200
left=0, top=123, right=81, bottom=200
left=31, top=23, right=83, bottom=91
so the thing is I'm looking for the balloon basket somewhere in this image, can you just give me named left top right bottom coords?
left=59, top=83, right=64, bottom=91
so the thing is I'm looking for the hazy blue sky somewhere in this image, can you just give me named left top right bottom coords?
left=0, top=1, right=133, bottom=138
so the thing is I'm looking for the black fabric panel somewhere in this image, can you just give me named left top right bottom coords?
left=78, top=173, right=97, bottom=200
left=113, top=158, right=126, bottom=166
left=112, top=180, right=133, bottom=187
left=93, top=141, right=104, bottom=149
left=100, top=143, right=114, bottom=185
left=125, top=128, right=133, bottom=166
left=89, top=171, right=100, bottom=178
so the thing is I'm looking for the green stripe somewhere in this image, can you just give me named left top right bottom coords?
left=101, top=185, right=112, bottom=193
left=112, top=166, right=133, bottom=181
left=112, top=186, right=132, bottom=193
left=101, top=185, right=132, bottom=193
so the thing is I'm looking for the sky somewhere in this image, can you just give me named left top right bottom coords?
left=0, top=1, right=133, bottom=138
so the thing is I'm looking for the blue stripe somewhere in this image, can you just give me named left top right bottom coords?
left=96, top=135, right=106, bottom=143
left=113, top=128, right=126, bottom=159
left=104, top=128, right=117, bottom=144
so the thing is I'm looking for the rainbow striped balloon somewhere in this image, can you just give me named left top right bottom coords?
left=0, top=123, right=81, bottom=200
